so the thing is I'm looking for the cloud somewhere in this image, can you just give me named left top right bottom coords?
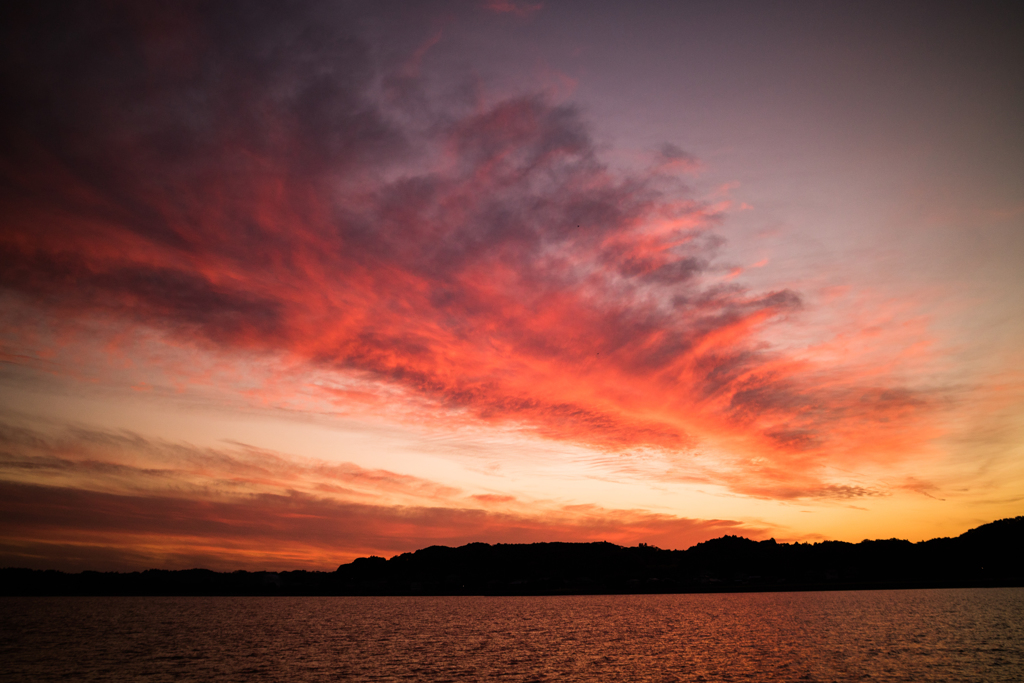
left=657, top=143, right=701, bottom=173
left=469, top=494, right=516, bottom=503
left=0, top=478, right=768, bottom=572
left=0, top=417, right=462, bottom=505
left=0, top=1, right=943, bottom=500
left=0, top=415, right=776, bottom=570
left=897, top=476, right=945, bottom=501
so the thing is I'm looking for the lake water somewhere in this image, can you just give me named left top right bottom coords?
left=2, top=588, right=1022, bottom=681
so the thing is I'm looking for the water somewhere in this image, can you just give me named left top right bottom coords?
left=2, top=588, right=1021, bottom=681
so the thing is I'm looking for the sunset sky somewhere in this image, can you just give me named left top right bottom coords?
left=1, top=1, right=1022, bottom=571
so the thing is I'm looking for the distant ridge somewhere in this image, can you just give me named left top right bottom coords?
left=3, top=517, right=1022, bottom=596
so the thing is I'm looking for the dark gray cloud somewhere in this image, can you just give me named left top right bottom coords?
left=0, top=0, right=934, bottom=471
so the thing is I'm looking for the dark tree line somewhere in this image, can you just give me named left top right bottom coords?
left=4, top=517, right=1021, bottom=596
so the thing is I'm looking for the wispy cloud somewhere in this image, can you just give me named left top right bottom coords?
left=0, top=1, right=946, bottom=504
left=0, top=419, right=770, bottom=571
left=0, top=478, right=771, bottom=571
left=0, top=418, right=461, bottom=505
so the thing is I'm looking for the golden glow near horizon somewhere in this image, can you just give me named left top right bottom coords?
left=1, top=2, right=1022, bottom=570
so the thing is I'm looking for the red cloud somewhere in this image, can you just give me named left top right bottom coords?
left=0, top=2, right=943, bottom=502
left=0, top=418, right=774, bottom=571
left=0, top=479, right=770, bottom=572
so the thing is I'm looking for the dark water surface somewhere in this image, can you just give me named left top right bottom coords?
left=2, top=588, right=1021, bottom=681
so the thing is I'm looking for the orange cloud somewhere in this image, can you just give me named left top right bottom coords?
left=0, top=419, right=774, bottom=572
left=0, top=2, right=950, bottom=507
left=0, top=478, right=773, bottom=572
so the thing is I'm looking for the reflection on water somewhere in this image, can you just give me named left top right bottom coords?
left=2, top=588, right=1022, bottom=681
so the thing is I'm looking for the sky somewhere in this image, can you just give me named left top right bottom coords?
left=1, top=0, right=1022, bottom=572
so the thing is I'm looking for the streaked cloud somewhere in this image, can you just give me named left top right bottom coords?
left=2, top=1, right=1020, bottom=568
left=0, top=2, right=944, bottom=502
left=0, top=418, right=768, bottom=570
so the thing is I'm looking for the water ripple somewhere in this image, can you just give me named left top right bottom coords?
left=2, top=588, right=1022, bottom=681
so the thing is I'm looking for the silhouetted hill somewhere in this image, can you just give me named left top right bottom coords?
left=4, top=517, right=1021, bottom=596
